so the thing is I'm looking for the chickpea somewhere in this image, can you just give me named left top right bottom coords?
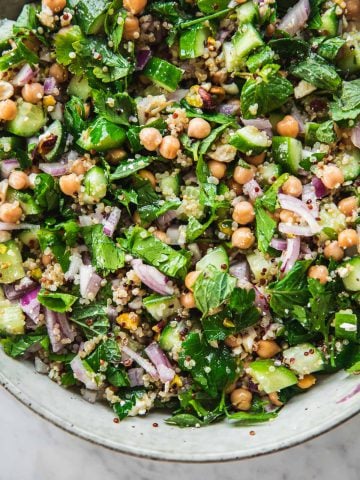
left=0, top=100, right=17, bottom=121
left=42, top=254, right=52, bottom=266
left=225, top=334, right=242, bottom=348
left=106, top=148, right=127, bottom=164
left=276, top=115, right=299, bottom=138
left=139, top=127, right=162, bottom=151
left=184, top=270, right=201, bottom=291
left=138, top=169, right=156, bottom=188
left=297, top=374, right=316, bottom=389
left=180, top=292, right=196, bottom=309
left=233, top=165, right=256, bottom=185
left=338, top=229, right=358, bottom=249
left=0, top=202, right=22, bottom=223
left=321, top=165, right=344, bottom=189
left=159, top=135, right=180, bottom=160
left=308, top=265, right=329, bottom=284
left=345, top=0, right=360, bottom=20
left=187, top=118, right=211, bottom=139
left=279, top=209, right=299, bottom=224
left=49, top=63, right=68, bottom=83
left=247, top=152, right=266, bottom=166
left=44, top=0, right=67, bottom=12
left=21, top=83, right=44, bottom=104
left=231, top=227, right=255, bottom=250
left=338, top=196, right=358, bottom=217
left=208, top=160, right=226, bottom=179
left=324, top=241, right=344, bottom=261
left=59, top=173, right=81, bottom=196
left=230, top=388, right=252, bottom=411
left=123, top=15, right=140, bottom=41
left=8, top=171, right=29, bottom=190
left=123, top=0, right=148, bottom=15
left=256, top=340, right=281, bottom=359
left=0, top=81, right=14, bottom=101
left=232, top=201, right=255, bottom=225
left=281, top=176, right=303, bottom=197
left=152, top=230, right=169, bottom=243
left=269, top=392, right=283, bottom=407
left=228, top=179, right=242, bottom=196
left=70, top=159, right=87, bottom=175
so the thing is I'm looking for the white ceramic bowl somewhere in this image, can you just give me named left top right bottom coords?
left=1, top=0, right=360, bottom=462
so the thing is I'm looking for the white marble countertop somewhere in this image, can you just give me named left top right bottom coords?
left=1, top=385, right=358, bottom=480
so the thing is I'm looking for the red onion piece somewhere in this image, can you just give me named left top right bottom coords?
left=3, top=277, right=38, bottom=300
left=136, top=49, right=152, bottom=71
left=11, top=64, right=36, bottom=87
left=1, top=159, right=19, bottom=178
left=0, top=222, right=40, bottom=231
left=291, top=106, right=305, bottom=134
left=241, top=118, right=273, bottom=137
left=350, top=123, right=360, bottom=148
left=278, top=0, right=310, bottom=35
left=243, top=179, right=263, bottom=201
left=270, top=238, right=288, bottom=251
left=131, top=259, right=174, bottom=295
left=20, top=286, right=41, bottom=323
left=44, top=76, right=57, bottom=95
left=281, top=237, right=301, bottom=273
left=128, top=367, right=145, bottom=387
left=229, top=260, right=250, bottom=282
left=144, top=342, right=175, bottom=383
left=157, top=210, right=178, bottom=230
left=34, top=356, right=49, bottom=374
left=70, top=355, right=99, bottom=390
left=254, top=286, right=270, bottom=313
left=219, top=103, right=240, bottom=116
left=121, top=344, right=159, bottom=380
left=39, top=162, right=69, bottom=176
left=78, top=215, right=93, bottom=227
left=79, top=265, right=102, bottom=299
left=278, top=194, right=321, bottom=233
left=301, top=183, right=319, bottom=218
left=103, top=207, right=121, bottom=237
left=311, top=177, right=328, bottom=199
left=279, top=222, right=313, bottom=237
left=45, top=308, right=75, bottom=353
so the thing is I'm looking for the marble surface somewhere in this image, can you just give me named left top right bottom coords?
left=1, top=386, right=358, bottom=480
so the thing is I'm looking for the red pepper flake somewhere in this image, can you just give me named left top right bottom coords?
left=113, top=417, right=120, bottom=424
left=249, top=430, right=256, bottom=436
left=152, top=422, right=159, bottom=428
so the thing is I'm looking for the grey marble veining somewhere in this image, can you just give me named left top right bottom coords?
left=0, top=386, right=357, bottom=480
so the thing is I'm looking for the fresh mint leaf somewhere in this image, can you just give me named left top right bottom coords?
left=290, top=54, right=341, bottom=91
left=37, top=229, right=70, bottom=272
left=313, top=36, right=345, bottom=61
left=269, top=38, right=309, bottom=60
left=193, top=267, right=236, bottom=315
left=113, top=388, right=146, bottom=420
left=70, top=303, right=110, bottom=339
left=330, top=79, right=360, bottom=122
left=226, top=410, right=278, bottom=423
left=315, top=120, right=336, bottom=143
left=254, top=205, right=277, bottom=253
left=38, top=290, right=77, bottom=313
left=34, top=173, right=60, bottom=211
left=115, top=188, right=138, bottom=214
left=180, top=100, right=237, bottom=125
left=83, top=224, right=125, bottom=273
left=165, top=414, right=204, bottom=427
left=2, top=328, right=49, bottom=358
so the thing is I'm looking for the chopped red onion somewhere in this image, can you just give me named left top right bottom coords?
left=167, top=89, right=189, bottom=102
left=229, top=260, right=250, bottom=282
left=254, top=286, right=270, bottom=312
left=291, top=106, right=305, bottom=134
left=219, top=103, right=240, bottom=116
left=106, top=305, right=118, bottom=321
left=45, top=308, right=75, bottom=353
left=144, top=343, right=175, bottom=383
left=34, top=356, right=49, bottom=374
left=156, top=209, right=178, bottom=230
left=70, top=355, right=99, bottom=390
left=0, top=222, right=40, bottom=231
left=11, top=64, right=36, bottom=87
left=3, top=277, right=38, bottom=300
left=131, top=259, right=174, bottom=295
left=1, top=159, right=19, bottom=178
left=281, top=237, right=301, bottom=273
left=243, top=179, right=263, bottom=201
left=81, top=389, right=98, bottom=403
left=136, top=49, right=152, bottom=71
left=278, top=194, right=321, bottom=234
left=166, top=226, right=182, bottom=245
left=20, top=286, right=41, bottom=323
left=103, top=207, right=121, bottom=237
left=312, top=177, right=328, bottom=199
left=301, top=183, right=319, bottom=218
left=121, top=344, right=159, bottom=380
left=270, top=238, right=287, bottom=251
left=39, top=162, right=69, bottom=176
left=128, top=367, right=145, bottom=387
left=241, top=117, right=273, bottom=137
left=278, top=0, right=310, bottom=36
left=44, top=76, right=57, bottom=95
left=350, top=123, right=360, bottom=148
left=79, top=265, right=102, bottom=299
left=279, top=222, right=313, bottom=237
left=78, top=215, right=93, bottom=227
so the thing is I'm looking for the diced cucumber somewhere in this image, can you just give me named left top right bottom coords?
left=257, top=162, right=281, bottom=185
left=247, top=250, right=276, bottom=282
left=18, top=229, right=40, bottom=249
left=272, top=136, right=302, bottom=174
left=159, top=320, right=186, bottom=352
left=158, top=173, right=180, bottom=198
left=6, top=188, right=41, bottom=216
left=305, top=122, right=321, bottom=145
left=335, top=149, right=360, bottom=181
left=83, top=166, right=107, bottom=203
left=249, top=359, right=298, bottom=393
left=0, top=241, right=25, bottom=284
left=75, top=0, right=110, bottom=34
left=143, top=57, right=184, bottom=93
left=197, top=0, right=228, bottom=14
left=0, top=300, right=25, bottom=335
left=337, top=32, right=360, bottom=74
left=282, top=343, right=324, bottom=376
left=305, top=121, right=336, bottom=146
left=40, top=120, right=65, bottom=162
left=6, top=102, right=46, bottom=138
left=246, top=46, right=275, bottom=73
left=318, top=7, right=338, bottom=37
left=77, top=117, right=126, bottom=152
left=179, top=25, right=210, bottom=60
left=236, top=1, right=259, bottom=25
left=143, top=294, right=180, bottom=322
left=196, top=246, right=229, bottom=272
left=229, top=126, right=271, bottom=155
left=341, top=256, right=360, bottom=292
left=318, top=202, right=346, bottom=241
left=0, top=19, right=15, bottom=51
left=334, top=309, right=358, bottom=342
left=226, top=23, right=264, bottom=72
left=0, top=136, right=25, bottom=159
left=67, top=76, right=92, bottom=100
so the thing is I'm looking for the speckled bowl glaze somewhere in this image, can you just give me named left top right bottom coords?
left=1, top=0, right=360, bottom=463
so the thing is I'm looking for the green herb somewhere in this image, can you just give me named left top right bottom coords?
left=180, top=100, right=237, bottom=125
left=92, top=90, right=135, bottom=126
left=55, top=25, right=84, bottom=66
left=38, top=290, right=77, bottom=313
left=110, top=156, right=156, bottom=180
left=1, top=328, right=49, bottom=358
left=290, top=54, right=341, bottom=92
left=104, top=0, right=126, bottom=51
left=0, top=40, right=38, bottom=71
left=64, top=96, right=87, bottom=137
left=165, top=414, right=204, bottom=427
left=256, top=174, right=289, bottom=212
left=254, top=205, right=277, bottom=253
left=34, top=174, right=60, bottom=211
left=315, top=120, right=337, bottom=143
left=330, top=79, right=360, bottom=122
left=37, top=229, right=70, bottom=272
left=113, top=388, right=146, bottom=420
left=313, top=36, right=345, bottom=61
left=70, top=303, right=110, bottom=338
left=226, top=410, right=278, bottom=424
left=83, top=224, right=125, bottom=273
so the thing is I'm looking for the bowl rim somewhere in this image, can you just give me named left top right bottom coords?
left=1, top=368, right=360, bottom=463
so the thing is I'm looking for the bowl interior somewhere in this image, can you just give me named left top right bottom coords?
left=0, top=348, right=359, bottom=462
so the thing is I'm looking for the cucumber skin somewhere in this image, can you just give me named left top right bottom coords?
left=75, top=0, right=110, bottom=34
left=196, top=246, right=229, bottom=272
left=43, top=120, right=66, bottom=162
left=249, top=359, right=298, bottom=393
left=0, top=240, right=25, bottom=284
left=179, top=26, right=209, bottom=60
left=77, top=117, right=126, bottom=152
left=0, top=137, right=25, bottom=159
left=143, top=57, right=183, bottom=92
left=272, top=136, right=302, bottom=174
left=6, top=102, right=46, bottom=138
left=282, top=343, right=324, bottom=376
left=342, top=256, right=360, bottom=292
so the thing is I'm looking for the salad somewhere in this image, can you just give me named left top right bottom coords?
left=0, top=0, right=359, bottom=428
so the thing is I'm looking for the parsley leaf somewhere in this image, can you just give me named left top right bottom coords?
left=254, top=205, right=277, bottom=253
left=92, top=90, right=135, bottom=126
left=83, top=224, right=125, bottom=273
left=2, top=328, right=49, bottom=358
